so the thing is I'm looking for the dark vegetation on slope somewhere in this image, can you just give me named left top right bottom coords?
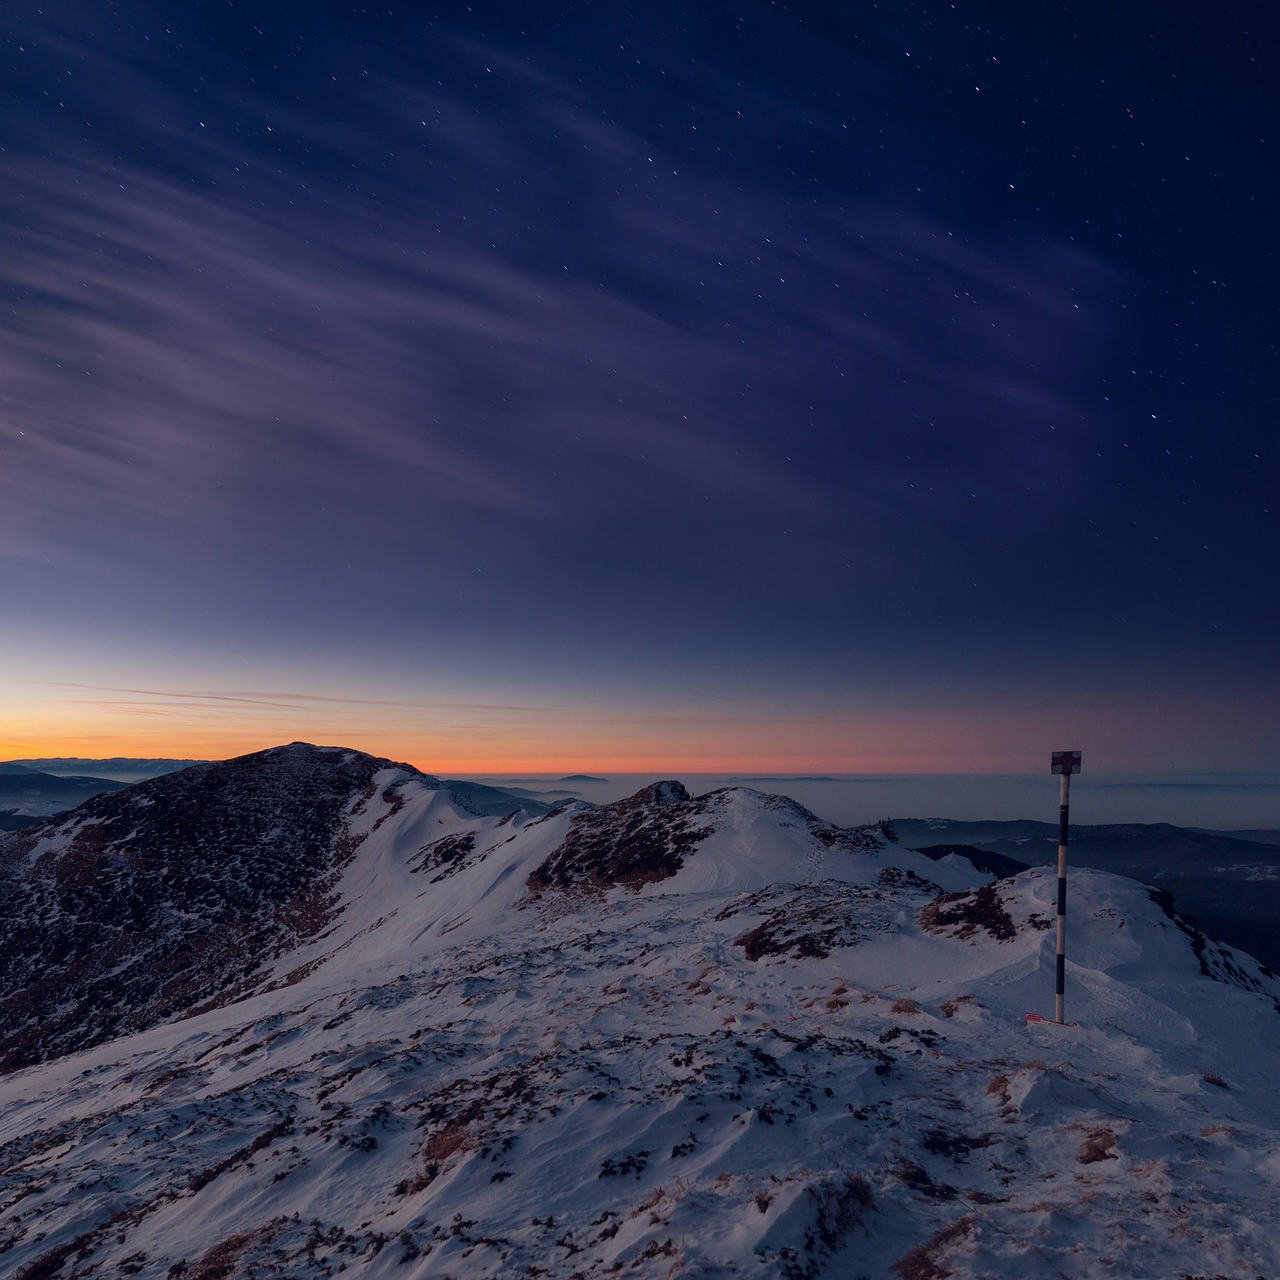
left=526, top=782, right=893, bottom=900
left=0, top=743, right=409, bottom=1074
left=527, top=781, right=710, bottom=895
left=919, top=885, right=1018, bottom=943
left=722, top=871, right=941, bottom=961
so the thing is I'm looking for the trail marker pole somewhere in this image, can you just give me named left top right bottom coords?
left=1050, top=751, right=1081, bottom=1023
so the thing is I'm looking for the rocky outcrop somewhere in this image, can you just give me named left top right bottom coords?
left=526, top=781, right=712, bottom=895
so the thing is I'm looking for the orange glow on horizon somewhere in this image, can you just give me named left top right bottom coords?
left=1, top=722, right=1017, bottom=775
left=3, top=680, right=1268, bottom=775
left=0, top=736, right=972, bottom=775
left=3, top=692, right=1012, bottom=772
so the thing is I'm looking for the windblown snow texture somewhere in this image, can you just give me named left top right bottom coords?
left=2, top=745, right=1279, bottom=1279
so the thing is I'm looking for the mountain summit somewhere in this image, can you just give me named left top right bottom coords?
left=2, top=745, right=1279, bottom=1278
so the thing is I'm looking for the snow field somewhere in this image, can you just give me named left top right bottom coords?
left=2, top=777, right=1279, bottom=1277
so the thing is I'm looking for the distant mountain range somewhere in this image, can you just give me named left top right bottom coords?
left=0, top=763, right=128, bottom=829
left=2, top=743, right=1277, bottom=1278
left=4, top=755, right=208, bottom=781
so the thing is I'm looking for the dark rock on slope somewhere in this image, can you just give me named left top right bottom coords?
left=0, top=743, right=413, bottom=1074
left=527, top=780, right=706, bottom=895
left=526, top=781, right=896, bottom=901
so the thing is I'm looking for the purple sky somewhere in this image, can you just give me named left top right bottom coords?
left=2, top=2, right=1276, bottom=773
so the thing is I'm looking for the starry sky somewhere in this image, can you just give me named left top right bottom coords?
left=2, top=1, right=1276, bottom=773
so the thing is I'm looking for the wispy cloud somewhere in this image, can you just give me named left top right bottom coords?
left=44, top=683, right=547, bottom=714
left=1, top=7, right=1128, bottom=688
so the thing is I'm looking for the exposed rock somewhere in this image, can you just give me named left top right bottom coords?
left=919, top=884, right=1017, bottom=943
left=527, top=781, right=710, bottom=895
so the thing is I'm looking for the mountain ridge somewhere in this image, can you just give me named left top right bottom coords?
left=3, top=756, right=208, bottom=782
left=0, top=767, right=128, bottom=832
left=2, top=745, right=1279, bottom=1278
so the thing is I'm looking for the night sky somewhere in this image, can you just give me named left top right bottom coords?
left=3, top=1, right=1276, bottom=772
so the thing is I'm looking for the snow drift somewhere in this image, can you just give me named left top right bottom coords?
left=2, top=744, right=1279, bottom=1279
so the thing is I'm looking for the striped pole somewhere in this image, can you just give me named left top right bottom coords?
left=1050, top=751, right=1081, bottom=1024
left=1055, top=769, right=1070, bottom=1023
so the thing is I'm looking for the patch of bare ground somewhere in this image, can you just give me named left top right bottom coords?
left=720, top=882, right=907, bottom=960
left=406, top=1105, right=483, bottom=1194
left=921, top=1128, right=997, bottom=1161
left=526, top=782, right=711, bottom=896
left=892, top=1215, right=976, bottom=1280
left=369, top=781, right=407, bottom=831
left=895, top=1159, right=958, bottom=1201
left=1079, top=1126, right=1118, bottom=1164
left=397, top=1059, right=557, bottom=1195
left=808, top=1173, right=875, bottom=1247
left=411, top=831, right=479, bottom=879
left=919, top=885, right=1017, bottom=942
left=181, top=1220, right=288, bottom=1280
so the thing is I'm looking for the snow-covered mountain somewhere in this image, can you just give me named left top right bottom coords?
left=0, top=744, right=543, bottom=1073
left=2, top=744, right=1279, bottom=1278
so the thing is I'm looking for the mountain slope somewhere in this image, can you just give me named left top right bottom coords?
left=0, top=743, right=491, bottom=1072
left=2, top=751, right=1279, bottom=1279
